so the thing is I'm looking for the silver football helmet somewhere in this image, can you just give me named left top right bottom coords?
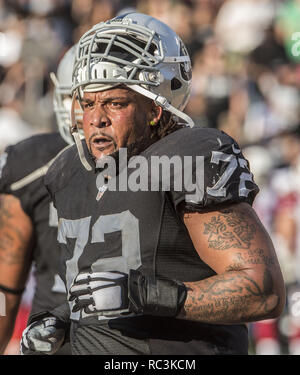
left=51, top=45, right=82, bottom=145
left=71, top=12, right=194, bottom=170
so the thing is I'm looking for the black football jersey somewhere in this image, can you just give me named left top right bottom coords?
left=45, top=126, right=259, bottom=355
left=0, top=132, right=68, bottom=317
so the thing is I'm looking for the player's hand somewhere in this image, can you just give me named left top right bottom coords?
left=69, top=269, right=187, bottom=317
left=20, top=317, right=66, bottom=355
left=69, top=271, right=129, bottom=316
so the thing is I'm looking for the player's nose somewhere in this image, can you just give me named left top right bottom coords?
left=90, top=105, right=111, bottom=128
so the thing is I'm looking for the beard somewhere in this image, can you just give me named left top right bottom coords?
left=91, top=133, right=155, bottom=176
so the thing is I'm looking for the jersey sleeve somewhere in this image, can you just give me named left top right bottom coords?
left=164, top=127, right=259, bottom=211
left=0, top=148, right=11, bottom=193
left=28, top=301, right=71, bottom=325
left=44, top=144, right=80, bottom=209
left=0, top=133, right=67, bottom=216
left=0, top=145, right=35, bottom=215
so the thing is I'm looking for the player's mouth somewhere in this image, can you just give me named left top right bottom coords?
left=91, top=135, right=115, bottom=151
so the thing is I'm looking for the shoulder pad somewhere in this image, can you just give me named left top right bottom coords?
left=44, top=144, right=80, bottom=196
left=0, top=133, right=67, bottom=193
left=143, top=127, right=239, bottom=159
left=142, top=127, right=259, bottom=210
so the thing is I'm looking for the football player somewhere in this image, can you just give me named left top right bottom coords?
left=0, top=45, right=78, bottom=354
left=21, top=13, right=285, bottom=355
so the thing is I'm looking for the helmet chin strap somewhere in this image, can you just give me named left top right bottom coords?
left=71, top=92, right=93, bottom=171
left=129, top=84, right=194, bottom=128
left=72, top=131, right=93, bottom=171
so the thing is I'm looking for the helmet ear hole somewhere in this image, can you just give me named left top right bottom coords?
left=179, top=38, right=192, bottom=81
left=180, top=63, right=192, bottom=81
left=171, top=77, right=182, bottom=91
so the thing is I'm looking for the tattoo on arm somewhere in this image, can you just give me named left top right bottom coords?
left=182, top=268, right=280, bottom=323
left=0, top=230, right=29, bottom=265
left=203, top=208, right=256, bottom=250
left=183, top=204, right=284, bottom=323
left=225, top=249, right=275, bottom=271
left=0, top=196, right=13, bottom=228
left=182, top=205, right=283, bottom=322
left=0, top=196, right=33, bottom=265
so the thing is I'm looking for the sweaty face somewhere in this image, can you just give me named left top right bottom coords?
left=81, top=87, right=160, bottom=161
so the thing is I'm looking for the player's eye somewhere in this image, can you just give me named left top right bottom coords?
left=109, top=102, right=127, bottom=108
left=83, top=102, right=94, bottom=109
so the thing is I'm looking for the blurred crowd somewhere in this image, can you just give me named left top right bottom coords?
left=1, top=0, right=300, bottom=355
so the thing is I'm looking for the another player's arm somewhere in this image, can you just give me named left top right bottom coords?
left=179, top=202, right=285, bottom=324
left=0, top=194, right=33, bottom=354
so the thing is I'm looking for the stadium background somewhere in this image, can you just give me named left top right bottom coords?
left=1, top=0, right=300, bottom=355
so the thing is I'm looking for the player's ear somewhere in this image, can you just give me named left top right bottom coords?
left=149, top=103, right=163, bottom=126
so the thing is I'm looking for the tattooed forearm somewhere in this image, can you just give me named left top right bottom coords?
left=203, top=208, right=256, bottom=250
left=0, top=195, right=13, bottom=229
left=179, top=269, right=280, bottom=323
left=0, top=195, right=33, bottom=265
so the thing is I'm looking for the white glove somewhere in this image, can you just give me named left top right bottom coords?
left=20, top=317, right=66, bottom=355
left=69, top=271, right=129, bottom=316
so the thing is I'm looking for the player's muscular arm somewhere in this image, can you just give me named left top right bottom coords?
left=0, top=194, right=33, bottom=353
left=179, top=202, right=286, bottom=324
